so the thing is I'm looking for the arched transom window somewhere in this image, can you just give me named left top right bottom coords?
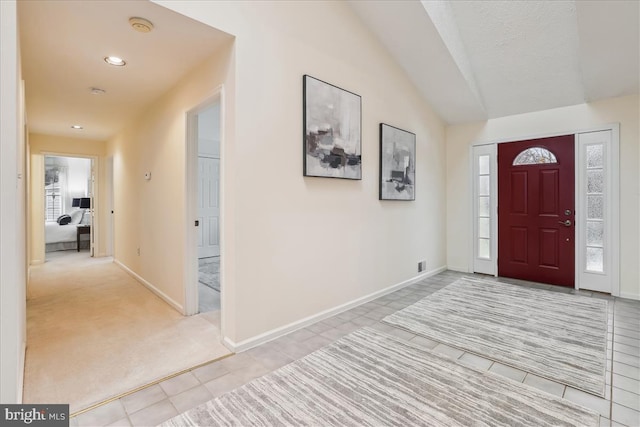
left=512, top=147, right=558, bottom=165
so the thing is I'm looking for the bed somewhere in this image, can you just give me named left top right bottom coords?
left=45, top=209, right=90, bottom=252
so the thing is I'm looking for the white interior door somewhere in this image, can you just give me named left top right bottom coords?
left=197, top=156, right=220, bottom=258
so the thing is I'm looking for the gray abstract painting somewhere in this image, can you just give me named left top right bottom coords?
left=303, top=75, right=361, bottom=179
left=380, top=123, right=416, bottom=200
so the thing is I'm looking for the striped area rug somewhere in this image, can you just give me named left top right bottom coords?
left=162, top=328, right=598, bottom=427
left=383, top=276, right=608, bottom=396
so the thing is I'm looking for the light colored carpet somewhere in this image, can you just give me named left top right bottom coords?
left=383, top=276, right=608, bottom=397
left=162, top=328, right=599, bottom=427
left=25, top=252, right=229, bottom=413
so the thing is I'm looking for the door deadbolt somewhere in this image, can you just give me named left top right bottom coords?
left=564, top=209, right=572, bottom=216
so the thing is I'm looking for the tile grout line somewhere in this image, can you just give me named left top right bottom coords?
left=608, top=300, right=615, bottom=427
left=84, top=274, right=637, bottom=426
left=71, top=353, right=234, bottom=419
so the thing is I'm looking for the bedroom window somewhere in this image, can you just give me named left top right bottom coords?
left=45, top=184, right=62, bottom=221
left=44, top=165, right=65, bottom=221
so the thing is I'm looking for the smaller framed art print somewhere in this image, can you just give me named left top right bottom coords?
left=303, top=75, right=362, bottom=180
left=379, top=123, right=416, bottom=201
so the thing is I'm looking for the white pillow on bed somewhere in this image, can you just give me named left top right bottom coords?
left=70, top=210, right=84, bottom=224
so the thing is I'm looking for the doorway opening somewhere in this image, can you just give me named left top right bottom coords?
left=471, top=126, right=619, bottom=295
left=43, top=155, right=94, bottom=262
left=497, top=135, right=575, bottom=287
left=186, top=93, right=223, bottom=317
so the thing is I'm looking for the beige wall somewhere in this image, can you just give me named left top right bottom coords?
left=114, top=1, right=449, bottom=344
left=107, top=44, right=235, bottom=310
left=446, top=94, right=639, bottom=299
left=28, top=134, right=108, bottom=263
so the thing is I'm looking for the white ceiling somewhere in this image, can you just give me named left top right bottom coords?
left=349, top=0, right=639, bottom=124
left=18, top=0, right=232, bottom=141
left=18, top=1, right=639, bottom=138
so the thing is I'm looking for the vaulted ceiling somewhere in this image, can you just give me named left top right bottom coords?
left=348, top=0, right=639, bottom=124
left=18, top=1, right=639, bottom=141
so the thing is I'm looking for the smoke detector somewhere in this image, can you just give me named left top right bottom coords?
left=129, top=17, right=154, bottom=33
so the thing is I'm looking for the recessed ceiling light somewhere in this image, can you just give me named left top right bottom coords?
left=129, top=17, right=154, bottom=33
left=90, top=87, right=106, bottom=95
left=71, top=125, right=83, bottom=130
left=104, top=56, right=126, bottom=66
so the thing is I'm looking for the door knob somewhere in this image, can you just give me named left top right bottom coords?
left=558, top=220, right=572, bottom=227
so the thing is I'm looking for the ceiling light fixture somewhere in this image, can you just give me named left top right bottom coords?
left=129, top=17, right=154, bottom=33
left=71, top=125, right=83, bottom=130
left=104, top=56, right=126, bottom=66
left=90, top=87, right=106, bottom=95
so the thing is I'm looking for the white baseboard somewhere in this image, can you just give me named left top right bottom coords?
left=18, top=340, right=25, bottom=404
left=224, top=265, right=447, bottom=353
left=114, top=259, right=184, bottom=313
left=619, top=292, right=640, bottom=301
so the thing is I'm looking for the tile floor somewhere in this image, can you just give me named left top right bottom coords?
left=198, top=257, right=220, bottom=313
left=71, top=271, right=640, bottom=427
left=198, top=282, right=220, bottom=313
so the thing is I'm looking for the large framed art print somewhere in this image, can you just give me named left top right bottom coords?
left=379, top=123, right=416, bottom=201
left=303, top=75, right=361, bottom=180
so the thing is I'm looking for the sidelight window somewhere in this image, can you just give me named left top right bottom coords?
left=472, top=144, right=496, bottom=275
left=584, top=144, right=605, bottom=273
left=477, top=155, right=491, bottom=259
left=576, top=128, right=618, bottom=295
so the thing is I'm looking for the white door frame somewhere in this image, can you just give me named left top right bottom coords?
left=575, top=129, right=620, bottom=295
left=470, top=143, right=497, bottom=275
left=184, top=86, right=225, bottom=317
left=37, top=152, right=99, bottom=260
left=469, top=123, right=620, bottom=296
left=105, top=156, right=114, bottom=257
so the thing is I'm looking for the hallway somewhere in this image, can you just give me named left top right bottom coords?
left=25, top=252, right=230, bottom=413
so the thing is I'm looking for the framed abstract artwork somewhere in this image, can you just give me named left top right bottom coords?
left=303, top=75, right=362, bottom=180
left=379, top=123, right=416, bottom=201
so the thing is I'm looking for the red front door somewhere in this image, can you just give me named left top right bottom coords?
left=498, top=135, right=575, bottom=287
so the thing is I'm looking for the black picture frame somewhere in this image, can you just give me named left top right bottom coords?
left=379, top=123, right=416, bottom=201
left=303, top=75, right=362, bottom=180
